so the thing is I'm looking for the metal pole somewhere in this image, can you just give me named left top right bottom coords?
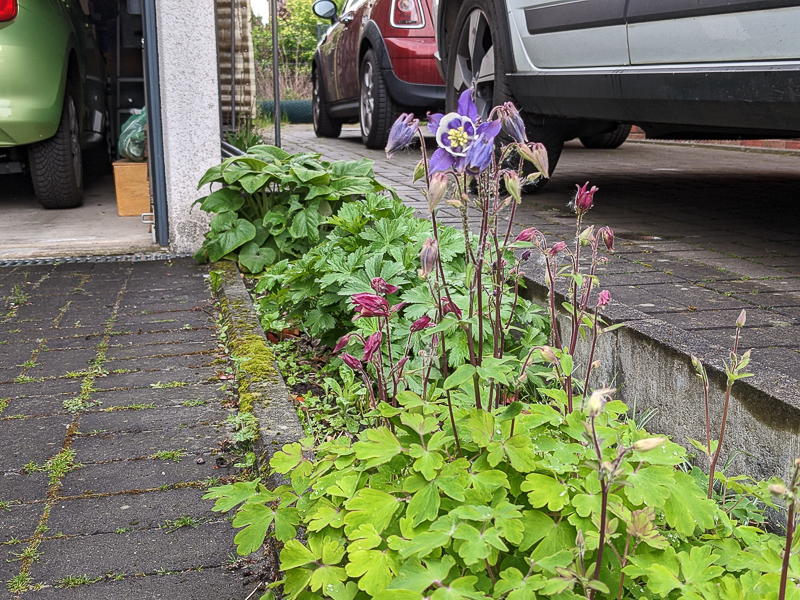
left=141, top=0, right=169, bottom=247
left=270, top=0, right=281, bottom=146
left=230, top=0, right=236, bottom=128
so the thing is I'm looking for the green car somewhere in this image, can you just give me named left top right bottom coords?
left=0, top=0, right=108, bottom=208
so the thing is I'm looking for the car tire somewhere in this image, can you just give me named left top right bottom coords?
left=28, top=91, right=84, bottom=209
left=445, top=0, right=563, bottom=191
left=580, top=123, right=631, bottom=149
left=312, top=69, right=342, bottom=139
left=360, top=49, right=401, bottom=150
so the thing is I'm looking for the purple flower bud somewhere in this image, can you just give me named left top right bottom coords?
left=521, top=249, right=532, bottom=262
left=341, top=352, right=362, bottom=370
left=737, top=309, right=747, bottom=328
left=600, top=227, right=614, bottom=253
left=442, top=297, right=462, bottom=319
left=362, top=331, right=382, bottom=362
left=427, top=172, right=449, bottom=213
left=333, top=334, right=351, bottom=353
left=572, top=181, right=598, bottom=215
left=385, top=113, right=420, bottom=158
left=518, top=142, right=549, bottom=179
left=498, top=102, right=527, bottom=144
left=371, top=277, right=399, bottom=295
left=419, top=238, right=439, bottom=279
left=514, top=227, right=538, bottom=244
left=395, top=356, right=408, bottom=375
left=410, top=315, right=433, bottom=332
left=465, top=120, right=502, bottom=173
left=390, top=301, right=406, bottom=313
left=547, top=241, right=567, bottom=257
left=351, top=293, right=390, bottom=318
left=597, top=290, right=611, bottom=307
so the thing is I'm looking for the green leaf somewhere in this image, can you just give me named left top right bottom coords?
left=289, top=208, right=322, bottom=242
left=344, top=488, right=400, bottom=535
left=444, top=364, right=476, bottom=390
left=388, top=556, right=456, bottom=593
left=345, top=546, right=399, bottom=596
left=663, top=471, right=717, bottom=535
left=353, top=427, right=403, bottom=468
left=198, top=188, right=245, bottom=213
left=467, top=409, right=494, bottom=447
left=208, top=218, right=256, bottom=262
left=281, top=539, right=316, bottom=570
left=625, top=465, right=675, bottom=508
left=407, top=480, right=441, bottom=527
left=495, top=568, right=547, bottom=598
left=202, top=479, right=263, bottom=512
left=270, top=442, right=312, bottom=476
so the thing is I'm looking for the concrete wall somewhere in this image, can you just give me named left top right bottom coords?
left=156, top=1, right=221, bottom=253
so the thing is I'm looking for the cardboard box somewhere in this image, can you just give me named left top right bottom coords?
left=113, top=159, right=150, bottom=217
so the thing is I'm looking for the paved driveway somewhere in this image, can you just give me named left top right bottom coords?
left=281, top=123, right=800, bottom=386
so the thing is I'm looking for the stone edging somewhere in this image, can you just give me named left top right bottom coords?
left=213, top=261, right=304, bottom=483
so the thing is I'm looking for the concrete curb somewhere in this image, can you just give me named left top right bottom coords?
left=213, top=261, right=304, bottom=482
left=519, top=261, right=800, bottom=484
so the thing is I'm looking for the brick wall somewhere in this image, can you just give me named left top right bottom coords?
left=629, top=126, right=800, bottom=151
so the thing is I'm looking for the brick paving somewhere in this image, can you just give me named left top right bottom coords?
left=0, top=260, right=256, bottom=599
left=282, top=124, right=800, bottom=385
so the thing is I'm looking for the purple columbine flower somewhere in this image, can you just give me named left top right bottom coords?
left=419, top=238, right=438, bottom=279
left=352, top=293, right=390, bottom=318
left=572, top=181, right=598, bottom=215
left=385, top=113, right=420, bottom=158
left=390, top=301, right=406, bottom=313
left=333, top=334, right=352, bottom=353
left=600, top=227, right=614, bottom=253
left=521, top=249, right=532, bottom=261
left=428, top=89, right=479, bottom=173
left=597, top=290, right=611, bottom=307
left=362, top=331, right=383, bottom=362
left=547, top=241, right=567, bottom=257
left=514, top=227, right=539, bottom=244
left=441, top=297, right=462, bottom=319
left=410, top=315, right=433, bottom=332
left=498, top=102, right=527, bottom=144
left=371, top=277, right=399, bottom=295
left=341, top=352, right=362, bottom=370
left=465, top=119, right=502, bottom=173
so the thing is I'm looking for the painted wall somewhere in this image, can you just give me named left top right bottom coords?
left=156, top=1, right=220, bottom=253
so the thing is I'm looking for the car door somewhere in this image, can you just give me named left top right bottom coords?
left=627, top=0, right=800, bottom=65
left=506, top=0, right=629, bottom=69
left=332, top=0, right=369, bottom=102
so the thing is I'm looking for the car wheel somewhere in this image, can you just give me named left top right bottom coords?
left=580, top=124, right=632, bottom=149
left=28, top=91, right=84, bottom=209
left=445, top=0, right=563, bottom=190
left=360, top=49, right=401, bottom=150
left=312, top=69, right=342, bottom=139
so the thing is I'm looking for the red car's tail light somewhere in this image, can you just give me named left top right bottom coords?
left=391, top=0, right=424, bottom=28
left=0, top=0, right=17, bottom=22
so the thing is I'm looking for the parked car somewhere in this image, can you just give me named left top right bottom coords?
left=0, top=0, right=109, bottom=208
left=431, top=0, right=800, bottom=184
left=311, top=0, right=446, bottom=149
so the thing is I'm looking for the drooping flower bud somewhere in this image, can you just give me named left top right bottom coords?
left=504, top=172, right=522, bottom=203
left=390, top=301, right=406, bottom=313
left=579, top=225, right=596, bottom=246
left=427, top=172, right=449, bottom=213
left=547, top=241, right=567, bottom=257
left=521, top=249, right=532, bottom=262
left=597, top=290, right=611, bottom=307
left=538, top=345, right=557, bottom=364
left=385, top=113, right=420, bottom=158
left=768, top=483, right=788, bottom=496
left=413, top=159, right=426, bottom=182
left=419, top=238, right=439, bottom=279
left=586, top=391, right=605, bottom=418
left=572, top=181, right=598, bottom=215
left=737, top=309, right=747, bottom=328
left=633, top=437, right=667, bottom=452
left=441, top=297, right=463, bottom=319
left=351, top=293, right=390, bottom=318
left=362, top=331, right=383, bottom=362
left=514, top=227, right=538, bottom=244
left=410, top=315, right=433, bottom=332
left=600, top=227, right=614, bottom=253
left=333, top=334, right=351, bottom=353
left=341, top=352, right=362, bottom=370
left=518, top=143, right=549, bottom=179
left=371, top=277, right=399, bottom=296
left=498, top=102, right=527, bottom=143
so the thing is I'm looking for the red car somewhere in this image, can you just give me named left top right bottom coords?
left=311, top=0, right=445, bottom=149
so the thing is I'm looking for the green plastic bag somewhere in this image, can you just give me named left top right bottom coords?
left=118, top=107, right=147, bottom=162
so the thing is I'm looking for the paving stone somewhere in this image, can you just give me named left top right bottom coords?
left=105, top=353, right=218, bottom=373
left=26, top=566, right=258, bottom=599
left=3, top=394, right=72, bottom=417
left=108, top=328, right=216, bottom=347
left=40, top=335, right=102, bottom=351
left=78, top=404, right=229, bottom=434
left=654, top=308, right=789, bottom=331
left=29, top=521, right=236, bottom=585
left=640, top=282, right=750, bottom=311
left=105, top=341, right=214, bottom=361
left=0, top=502, right=43, bottom=543
left=60, top=456, right=225, bottom=496
left=71, top=424, right=226, bottom=463
left=0, top=473, right=49, bottom=503
left=3, top=415, right=73, bottom=472
left=692, top=324, right=800, bottom=350
left=87, top=385, right=226, bottom=410
left=0, top=550, right=22, bottom=593
left=93, top=367, right=218, bottom=391
left=46, top=488, right=219, bottom=536
left=0, top=379, right=82, bottom=401
left=26, top=349, right=98, bottom=379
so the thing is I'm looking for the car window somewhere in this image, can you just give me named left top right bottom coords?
left=342, top=0, right=365, bottom=13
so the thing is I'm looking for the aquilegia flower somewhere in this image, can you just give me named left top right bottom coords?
left=341, top=353, right=362, bottom=370
left=333, top=334, right=351, bottom=353
left=351, top=293, right=390, bottom=318
left=497, top=102, right=527, bottom=143
left=419, top=237, right=438, bottom=279
left=410, top=315, right=433, bottom=332
left=385, top=113, right=420, bottom=158
left=370, top=277, right=399, bottom=295
left=597, top=290, right=611, bottom=307
left=465, top=119, right=502, bottom=173
left=427, top=89, right=481, bottom=173
left=572, top=181, right=598, bottom=215
left=362, top=331, right=383, bottom=362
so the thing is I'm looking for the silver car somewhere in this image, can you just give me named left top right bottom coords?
left=432, top=0, right=800, bottom=183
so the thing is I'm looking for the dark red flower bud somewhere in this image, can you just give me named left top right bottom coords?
left=333, top=334, right=351, bottom=353
left=572, top=181, right=598, bottom=215
left=547, top=241, right=567, bottom=257
left=441, top=297, right=462, bottom=319
left=362, top=331, right=383, bottom=362
left=351, top=293, right=390, bottom=318
left=371, top=277, right=399, bottom=295
left=341, top=353, right=362, bottom=370
left=410, top=315, right=433, bottom=332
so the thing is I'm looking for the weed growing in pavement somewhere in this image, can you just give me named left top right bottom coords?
left=43, top=449, right=79, bottom=485
left=6, top=284, right=29, bottom=309
left=55, top=574, right=102, bottom=588
left=150, top=381, right=188, bottom=389
left=115, top=527, right=133, bottom=534
left=225, top=412, right=259, bottom=445
left=0, top=398, right=8, bottom=415
left=8, top=545, right=41, bottom=563
left=101, top=403, right=156, bottom=412
left=182, top=398, right=208, bottom=407
left=0, top=500, right=15, bottom=511
left=6, top=573, right=33, bottom=593
left=14, top=375, right=42, bottom=384
left=160, top=514, right=203, bottom=533
left=151, top=449, right=187, bottom=463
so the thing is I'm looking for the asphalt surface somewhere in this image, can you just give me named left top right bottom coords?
left=0, top=260, right=256, bottom=598
left=282, top=123, right=800, bottom=389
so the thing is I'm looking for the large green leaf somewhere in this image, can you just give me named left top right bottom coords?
left=288, top=208, right=322, bottom=242
left=663, top=471, right=717, bottom=535
left=344, top=489, right=400, bottom=534
left=198, top=188, right=245, bottom=213
left=207, top=217, right=256, bottom=262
